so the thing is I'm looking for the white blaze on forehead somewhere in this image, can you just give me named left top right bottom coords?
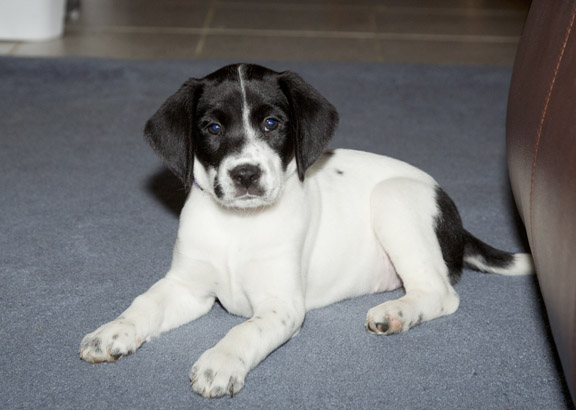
left=237, top=65, right=257, bottom=141
left=207, top=65, right=289, bottom=208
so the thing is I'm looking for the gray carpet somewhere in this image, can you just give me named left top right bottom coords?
left=0, top=57, right=572, bottom=409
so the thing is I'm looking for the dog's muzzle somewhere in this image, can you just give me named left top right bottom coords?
left=229, top=164, right=264, bottom=197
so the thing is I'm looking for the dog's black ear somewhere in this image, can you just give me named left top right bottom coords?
left=278, top=72, right=339, bottom=181
left=144, top=79, right=201, bottom=192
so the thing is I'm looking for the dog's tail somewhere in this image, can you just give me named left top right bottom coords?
left=462, top=231, right=535, bottom=276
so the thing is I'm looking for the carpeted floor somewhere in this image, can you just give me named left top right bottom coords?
left=0, top=57, right=572, bottom=409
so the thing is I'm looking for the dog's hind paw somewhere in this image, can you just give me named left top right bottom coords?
left=364, top=300, right=419, bottom=335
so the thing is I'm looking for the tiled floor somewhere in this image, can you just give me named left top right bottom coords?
left=1, top=0, right=531, bottom=65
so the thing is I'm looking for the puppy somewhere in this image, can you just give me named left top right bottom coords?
left=79, top=64, right=534, bottom=398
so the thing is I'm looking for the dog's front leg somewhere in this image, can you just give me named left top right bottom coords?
left=79, top=271, right=215, bottom=363
left=190, top=299, right=305, bottom=398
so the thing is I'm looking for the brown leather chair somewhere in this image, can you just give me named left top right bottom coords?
left=507, top=0, right=576, bottom=401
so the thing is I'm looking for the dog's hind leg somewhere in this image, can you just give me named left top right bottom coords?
left=365, top=178, right=460, bottom=335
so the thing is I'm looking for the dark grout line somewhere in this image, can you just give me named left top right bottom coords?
left=368, top=13, right=384, bottom=63
left=195, top=2, right=217, bottom=57
left=8, top=43, right=21, bottom=55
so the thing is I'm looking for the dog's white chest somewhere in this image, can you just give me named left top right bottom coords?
left=173, top=186, right=308, bottom=317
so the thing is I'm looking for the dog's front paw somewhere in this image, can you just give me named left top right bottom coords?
left=79, top=318, right=141, bottom=363
left=190, top=347, right=248, bottom=398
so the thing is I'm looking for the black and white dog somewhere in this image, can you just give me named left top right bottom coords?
left=79, top=64, right=533, bottom=398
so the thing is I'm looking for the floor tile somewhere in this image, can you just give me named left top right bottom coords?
left=211, top=3, right=375, bottom=32
left=68, top=0, right=210, bottom=28
left=375, top=9, right=527, bottom=37
left=15, top=29, right=202, bottom=60
left=199, top=34, right=381, bottom=62
left=376, top=37, right=519, bottom=65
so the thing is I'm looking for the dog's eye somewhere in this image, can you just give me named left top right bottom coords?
left=263, top=118, right=279, bottom=132
left=207, top=123, right=223, bottom=135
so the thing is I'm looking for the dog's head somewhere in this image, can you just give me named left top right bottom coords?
left=144, top=64, right=338, bottom=209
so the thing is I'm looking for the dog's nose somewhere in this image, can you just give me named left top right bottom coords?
left=229, top=164, right=262, bottom=189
